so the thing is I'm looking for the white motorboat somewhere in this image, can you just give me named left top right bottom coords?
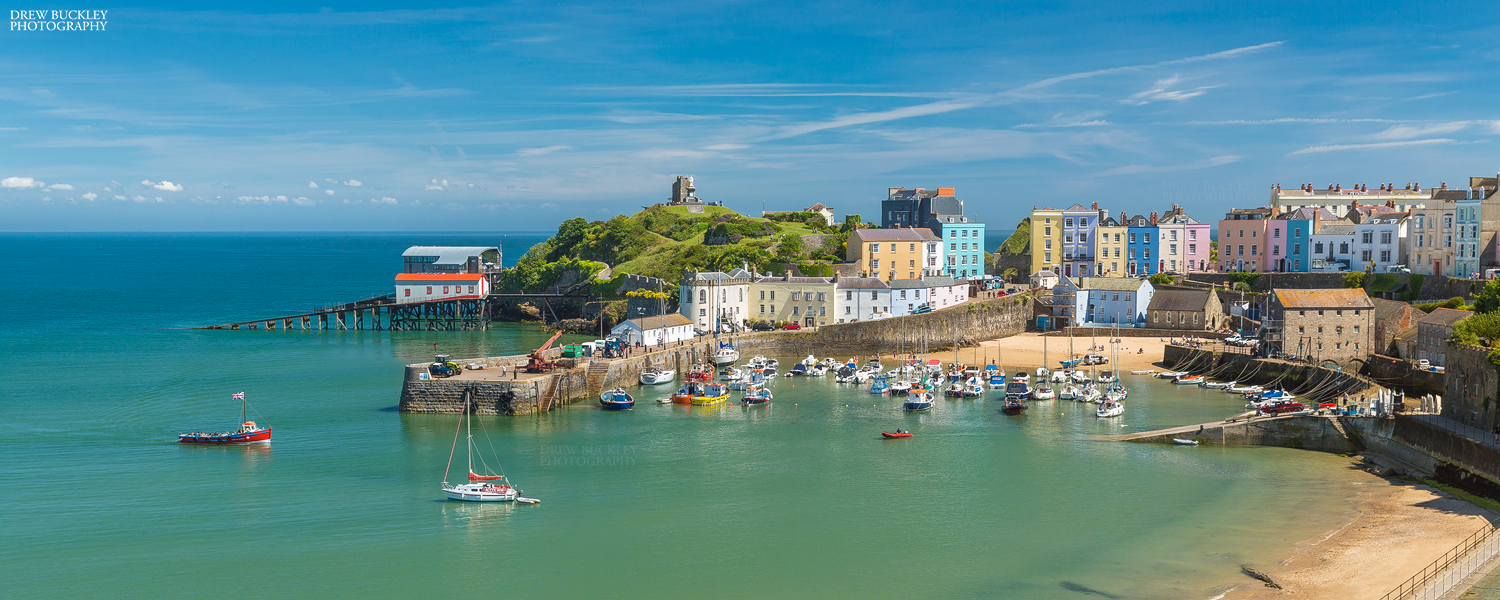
left=1081, top=386, right=1103, bottom=404
left=962, top=380, right=985, bottom=398
left=1104, top=386, right=1127, bottom=403
left=903, top=390, right=935, bottom=411
left=718, top=366, right=745, bottom=381
left=1130, top=369, right=1155, bottom=375
left=809, top=365, right=828, bottom=376
left=1059, top=384, right=1079, bottom=401
left=854, top=370, right=872, bottom=384
left=1015, top=371, right=1030, bottom=383
left=1071, top=371, right=1092, bottom=384
left=802, top=355, right=818, bottom=366
left=1202, top=380, right=1234, bottom=389
left=1096, top=371, right=1117, bottom=384
left=1033, top=385, right=1056, bottom=400
left=764, top=358, right=780, bottom=368
left=889, top=380, right=913, bottom=395
left=747, top=355, right=768, bottom=368
left=1227, top=384, right=1263, bottom=394
left=712, top=345, right=741, bottom=366
left=1036, top=367, right=1052, bottom=379
left=639, top=368, right=676, bottom=385
left=1050, top=370, right=1068, bottom=383
left=1172, top=438, right=1200, bottom=446
left=1155, top=371, right=1185, bottom=379
left=442, top=394, right=526, bottom=503
left=1096, top=401, right=1124, bottom=418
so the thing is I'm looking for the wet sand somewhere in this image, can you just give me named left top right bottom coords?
left=1220, top=476, right=1497, bottom=600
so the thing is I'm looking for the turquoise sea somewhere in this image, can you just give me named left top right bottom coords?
left=0, top=233, right=1369, bottom=599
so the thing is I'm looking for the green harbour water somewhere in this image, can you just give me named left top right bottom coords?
left=0, top=234, right=1372, bottom=599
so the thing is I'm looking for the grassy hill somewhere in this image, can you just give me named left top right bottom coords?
left=499, top=204, right=858, bottom=296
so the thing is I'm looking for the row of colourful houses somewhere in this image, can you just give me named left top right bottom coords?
left=1028, top=203, right=1211, bottom=279
left=678, top=268, right=971, bottom=332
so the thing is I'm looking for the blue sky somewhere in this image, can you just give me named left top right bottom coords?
left=4, top=1, right=1500, bottom=232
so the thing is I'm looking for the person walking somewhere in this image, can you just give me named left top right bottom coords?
left=1492, top=424, right=1499, bottom=445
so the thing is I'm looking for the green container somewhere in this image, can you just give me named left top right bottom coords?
left=561, top=344, right=583, bottom=358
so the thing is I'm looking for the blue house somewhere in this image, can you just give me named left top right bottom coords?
left=1124, top=214, right=1158, bottom=277
left=938, top=219, right=986, bottom=279
left=1053, top=276, right=1155, bottom=327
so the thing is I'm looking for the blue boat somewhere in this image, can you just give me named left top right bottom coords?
left=1004, top=380, right=1033, bottom=400
left=789, top=363, right=808, bottom=376
left=869, top=376, right=890, bottom=395
left=903, top=390, right=935, bottom=411
left=742, top=386, right=772, bottom=405
left=599, top=388, right=634, bottom=410
left=1059, top=358, right=1084, bottom=368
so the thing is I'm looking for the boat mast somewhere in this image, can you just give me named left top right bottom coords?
left=465, top=393, right=473, bottom=477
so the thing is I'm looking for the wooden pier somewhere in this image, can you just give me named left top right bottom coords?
left=199, top=294, right=490, bottom=332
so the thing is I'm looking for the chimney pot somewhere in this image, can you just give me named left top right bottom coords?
left=1441, top=182, right=1448, bottom=190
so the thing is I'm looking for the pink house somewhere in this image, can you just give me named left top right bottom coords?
left=1217, top=207, right=1274, bottom=272
left=1159, top=204, right=1211, bottom=273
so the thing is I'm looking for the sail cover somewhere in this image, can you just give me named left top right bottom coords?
left=468, top=471, right=505, bottom=481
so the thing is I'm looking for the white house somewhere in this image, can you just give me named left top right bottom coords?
left=1310, top=223, right=1356, bottom=272
left=394, top=273, right=489, bottom=304
left=835, top=277, right=891, bottom=323
left=924, top=275, right=969, bottom=309
left=1351, top=215, right=1410, bottom=273
left=888, top=279, right=931, bottom=316
left=611, top=314, right=695, bottom=346
left=679, top=267, right=754, bottom=332
left=1030, top=269, right=1059, bottom=290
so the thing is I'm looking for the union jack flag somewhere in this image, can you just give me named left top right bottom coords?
left=232, top=392, right=245, bottom=399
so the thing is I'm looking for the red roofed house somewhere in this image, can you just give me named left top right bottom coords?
left=395, top=273, right=489, bottom=304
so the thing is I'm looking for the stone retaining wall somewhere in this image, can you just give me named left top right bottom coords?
left=1123, top=415, right=1356, bottom=453
left=1161, top=345, right=1378, bottom=400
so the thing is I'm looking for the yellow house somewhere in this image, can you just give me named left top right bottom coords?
left=1029, top=207, right=1064, bottom=276
left=1095, top=212, right=1127, bottom=277
left=846, top=228, right=941, bottom=282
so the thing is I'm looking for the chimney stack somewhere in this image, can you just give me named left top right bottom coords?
left=1441, top=182, right=1448, bottom=190
left=1091, top=201, right=1098, bottom=210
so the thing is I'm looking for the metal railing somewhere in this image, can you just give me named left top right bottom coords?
left=1378, top=524, right=1500, bottom=600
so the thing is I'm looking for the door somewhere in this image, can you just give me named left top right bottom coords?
left=804, top=317, right=814, bottom=327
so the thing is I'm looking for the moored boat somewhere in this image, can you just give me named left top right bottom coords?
left=1096, top=401, right=1124, bottom=418
left=1172, top=438, right=1200, bottom=446
left=179, top=391, right=271, bottom=444
left=1004, top=380, right=1032, bottom=400
left=691, top=383, right=730, bottom=406
left=788, top=363, right=808, bottom=376
left=1032, top=384, right=1055, bottom=400
left=1001, top=398, right=1027, bottom=415
left=639, top=368, right=676, bottom=385
left=903, top=391, right=935, bottom=412
left=742, top=386, right=772, bottom=405
left=442, top=393, right=528, bottom=503
left=671, top=381, right=704, bottom=403
left=882, top=430, right=913, bottom=438
left=1173, top=375, right=1204, bottom=385
left=869, top=376, right=890, bottom=395
left=599, top=388, right=635, bottom=410
left=712, top=343, right=740, bottom=366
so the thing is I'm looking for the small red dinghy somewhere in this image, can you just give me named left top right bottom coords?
left=882, top=431, right=913, bottom=439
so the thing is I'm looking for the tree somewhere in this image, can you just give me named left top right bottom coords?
left=1148, top=273, right=1175, bottom=286
left=1209, top=241, right=1218, bottom=264
left=1342, top=272, right=1366, bottom=289
left=1476, top=279, right=1500, bottom=314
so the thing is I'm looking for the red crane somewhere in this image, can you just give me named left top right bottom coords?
left=525, top=330, right=566, bottom=373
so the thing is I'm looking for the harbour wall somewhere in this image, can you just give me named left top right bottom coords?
left=1160, top=345, right=1379, bottom=400
left=397, top=295, right=1035, bottom=414
left=1119, top=415, right=1356, bottom=453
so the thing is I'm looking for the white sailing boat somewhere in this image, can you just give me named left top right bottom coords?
left=442, top=393, right=531, bottom=503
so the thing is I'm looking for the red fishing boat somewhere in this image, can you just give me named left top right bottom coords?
left=179, top=392, right=272, bottom=444
left=882, top=430, right=913, bottom=439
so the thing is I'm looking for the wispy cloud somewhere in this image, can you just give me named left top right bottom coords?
left=1289, top=138, right=1458, bottom=155
left=1015, top=41, right=1283, bottom=92
left=1122, top=75, right=1214, bottom=105
left=1093, top=155, right=1242, bottom=176
left=1371, top=122, right=1478, bottom=140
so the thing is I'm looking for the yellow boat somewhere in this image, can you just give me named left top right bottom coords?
left=691, top=383, right=730, bottom=405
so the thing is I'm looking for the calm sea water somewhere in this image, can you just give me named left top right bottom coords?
left=0, top=233, right=1367, bottom=599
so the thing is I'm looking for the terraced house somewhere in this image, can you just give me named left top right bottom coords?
left=751, top=273, right=835, bottom=328
left=846, top=228, right=942, bottom=282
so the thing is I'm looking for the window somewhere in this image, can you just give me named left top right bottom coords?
left=1314, top=242, right=1324, bottom=254
left=1065, top=218, right=1073, bottom=227
left=404, top=288, right=411, bottom=297
left=760, top=290, right=765, bottom=300
left=700, top=309, right=707, bottom=316
left=1114, top=248, right=1121, bottom=257
left=791, top=292, right=801, bottom=301
left=817, top=292, right=825, bottom=302
left=950, top=230, right=957, bottom=238
left=442, top=286, right=449, bottom=293
left=1128, top=248, right=1135, bottom=259
left=1250, top=246, right=1257, bottom=256
left=426, top=286, right=433, bottom=294
left=1238, top=230, right=1243, bottom=238
left=871, top=259, right=879, bottom=270
left=739, top=289, right=743, bottom=301
left=819, top=307, right=825, bottom=316
left=1112, top=293, right=1119, bottom=301
left=770, top=305, right=776, bottom=312
left=1251, top=230, right=1257, bottom=238
left=1045, top=252, right=1051, bottom=262
left=1380, top=250, right=1390, bottom=262
left=1171, top=230, right=1178, bottom=241
left=1188, top=244, right=1196, bottom=254
left=1189, top=230, right=1197, bottom=240
left=770, top=291, right=776, bottom=300
left=1170, top=244, right=1177, bottom=255
left=1362, top=250, right=1372, bottom=261
left=1340, top=242, right=1349, bottom=254
left=1115, top=233, right=1122, bottom=242
left=910, top=243, right=916, bottom=252
left=792, top=306, right=799, bottom=315
left=1299, top=326, right=1305, bottom=333
left=1080, top=233, right=1088, bottom=244
left=845, top=306, right=851, bottom=314
left=1361, top=232, right=1373, bottom=244
left=1045, top=227, right=1052, bottom=236
left=900, top=290, right=907, bottom=299
left=1293, top=243, right=1300, bottom=255
left=890, top=244, right=897, bottom=253
left=961, top=229, right=968, bottom=238
left=1045, top=217, right=1051, bottom=224
left=1272, top=245, right=1279, bottom=256
left=845, top=291, right=852, bottom=300
left=872, top=291, right=878, bottom=300
left=469, top=286, right=476, bottom=293
left=870, top=243, right=879, bottom=253
left=1381, top=231, right=1392, bottom=244
left=952, top=243, right=958, bottom=251
left=1130, top=233, right=1137, bottom=243
left=1294, top=228, right=1301, bottom=237
left=1318, top=326, right=1324, bottom=333
left=1153, top=311, right=1159, bottom=323
left=1144, top=248, right=1151, bottom=259
left=1125, top=293, right=1131, bottom=301
left=1274, top=229, right=1280, bottom=238
left=1144, top=233, right=1152, bottom=244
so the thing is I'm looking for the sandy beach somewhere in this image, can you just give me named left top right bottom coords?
left=1219, top=476, right=1497, bottom=600
left=884, top=332, right=1175, bottom=373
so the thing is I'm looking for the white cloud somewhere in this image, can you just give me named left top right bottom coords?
left=425, top=184, right=445, bottom=190
left=518, top=145, right=571, bottom=155
left=1123, top=75, right=1214, bottom=105
left=102, top=186, right=112, bottom=192
left=153, top=181, right=184, bottom=192
left=236, top=195, right=290, bottom=204
left=132, top=195, right=148, bottom=202
left=704, top=143, right=750, bottom=150
left=324, top=189, right=335, bottom=195
left=293, top=196, right=317, bottom=206
left=1093, top=155, right=1242, bottom=176
left=467, top=183, right=476, bottom=188
left=1371, top=122, right=1473, bottom=140
left=141, top=179, right=152, bottom=185
left=307, top=181, right=319, bottom=188
left=2, top=176, right=42, bottom=188
left=81, top=192, right=97, bottom=201
left=155, top=197, right=164, bottom=202
left=343, top=179, right=363, bottom=186
left=372, top=196, right=397, bottom=205
left=113, top=195, right=126, bottom=200
left=47, top=183, right=74, bottom=190
left=1289, top=138, right=1457, bottom=155
left=539, top=202, right=560, bottom=209
left=324, top=178, right=339, bottom=183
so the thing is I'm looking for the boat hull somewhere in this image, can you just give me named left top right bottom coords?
left=600, top=399, right=635, bottom=410
left=179, top=427, right=271, bottom=444
left=882, top=432, right=913, bottom=438
left=691, top=394, right=728, bottom=406
left=442, top=487, right=518, bottom=502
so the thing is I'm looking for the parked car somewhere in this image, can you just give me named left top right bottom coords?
left=751, top=322, right=775, bottom=332
left=913, top=304, right=934, bottom=314
left=1082, top=354, right=1108, bottom=365
left=782, top=322, right=801, bottom=330
left=1259, top=402, right=1305, bottom=415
